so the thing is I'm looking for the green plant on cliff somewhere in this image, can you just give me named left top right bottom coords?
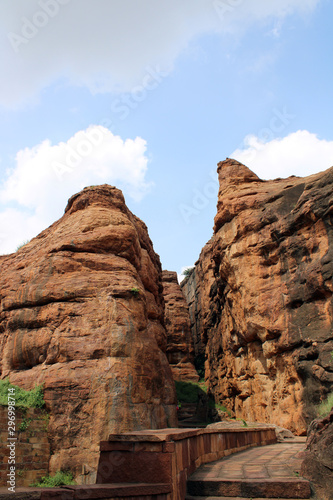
left=16, top=239, right=30, bottom=251
left=130, top=287, right=140, bottom=297
left=0, top=379, right=45, bottom=409
left=31, top=470, right=76, bottom=487
left=182, top=267, right=194, bottom=277
left=318, top=393, right=333, bottom=417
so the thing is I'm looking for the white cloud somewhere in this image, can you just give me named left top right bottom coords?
left=232, top=130, right=333, bottom=179
left=0, top=0, right=321, bottom=107
left=0, top=125, right=151, bottom=254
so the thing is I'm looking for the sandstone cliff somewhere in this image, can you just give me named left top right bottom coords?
left=162, top=271, right=199, bottom=382
left=0, top=185, right=177, bottom=483
left=182, top=159, right=333, bottom=434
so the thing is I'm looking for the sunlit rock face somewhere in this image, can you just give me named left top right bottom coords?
left=182, top=159, right=333, bottom=435
left=0, top=185, right=177, bottom=483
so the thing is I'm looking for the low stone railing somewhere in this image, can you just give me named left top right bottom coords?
left=97, top=426, right=277, bottom=500
left=0, top=426, right=277, bottom=499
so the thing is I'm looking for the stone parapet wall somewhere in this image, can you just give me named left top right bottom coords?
left=97, top=426, right=277, bottom=500
left=0, top=484, right=171, bottom=500
left=0, top=406, right=50, bottom=488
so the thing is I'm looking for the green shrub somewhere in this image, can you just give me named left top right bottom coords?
left=31, top=471, right=76, bottom=487
left=318, top=393, right=333, bottom=417
left=0, top=379, right=45, bottom=409
left=130, top=287, right=140, bottom=297
left=175, top=381, right=200, bottom=403
left=16, top=240, right=30, bottom=251
left=175, top=380, right=221, bottom=408
left=182, top=267, right=194, bottom=277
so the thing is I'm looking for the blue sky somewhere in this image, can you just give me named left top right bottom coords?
left=1, top=0, right=333, bottom=278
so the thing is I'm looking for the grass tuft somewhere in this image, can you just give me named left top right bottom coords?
left=16, top=240, right=30, bottom=251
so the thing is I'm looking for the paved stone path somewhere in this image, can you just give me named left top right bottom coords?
left=193, top=440, right=306, bottom=480
left=187, top=439, right=312, bottom=499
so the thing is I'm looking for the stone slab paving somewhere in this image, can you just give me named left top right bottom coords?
left=187, top=439, right=312, bottom=499
left=190, top=440, right=307, bottom=481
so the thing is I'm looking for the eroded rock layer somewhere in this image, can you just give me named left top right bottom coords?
left=182, top=159, right=333, bottom=434
left=0, top=185, right=177, bottom=483
left=162, top=271, right=199, bottom=382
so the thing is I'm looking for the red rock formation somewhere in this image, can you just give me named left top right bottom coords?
left=162, top=271, right=199, bottom=382
left=0, top=185, right=177, bottom=483
left=301, top=409, right=333, bottom=500
left=182, top=159, right=333, bottom=435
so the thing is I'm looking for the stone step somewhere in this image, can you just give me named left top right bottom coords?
left=186, top=478, right=312, bottom=499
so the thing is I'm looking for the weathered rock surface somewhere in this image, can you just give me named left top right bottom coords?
left=301, top=409, right=333, bottom=500
left=0, top=185, right=177, bottom=483
left=162, top=271, right=198, bottom=382
left=182, top=159, right=333, bottom=434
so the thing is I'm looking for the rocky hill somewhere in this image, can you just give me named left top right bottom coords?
left=0, top=185, right=177, bottom=482
left=182, top=159, right=333, bottom=435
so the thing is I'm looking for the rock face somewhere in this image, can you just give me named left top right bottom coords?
left=0, top=185, right=177, bottom=483
left=181, top=159, right=333, bottom=435
left=162, top=271, right=199, bottom=382
left=301, top=409, right=333, bottom=500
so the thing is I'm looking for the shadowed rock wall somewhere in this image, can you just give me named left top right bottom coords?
left=162, top=271, right=198, bottom=382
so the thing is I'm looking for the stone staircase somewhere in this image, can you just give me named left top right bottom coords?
left=186, top=441, right=312, bottom=500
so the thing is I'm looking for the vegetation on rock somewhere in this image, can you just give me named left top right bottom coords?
left=0, top=379, right=45, bottom=409
left=318, top=393, right=333, bottom=417
left=16, top=239, right=30, bottom=251
left=31, top=470, right=76, bottom=487
left=182, top=267, right=194, bottom=277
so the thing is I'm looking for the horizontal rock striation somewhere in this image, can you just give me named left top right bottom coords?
left=162, top=270, right=199, bottom=382
left=0, top=185, right=177, bottom=482
left=182, top=159, right=333, bottom=434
